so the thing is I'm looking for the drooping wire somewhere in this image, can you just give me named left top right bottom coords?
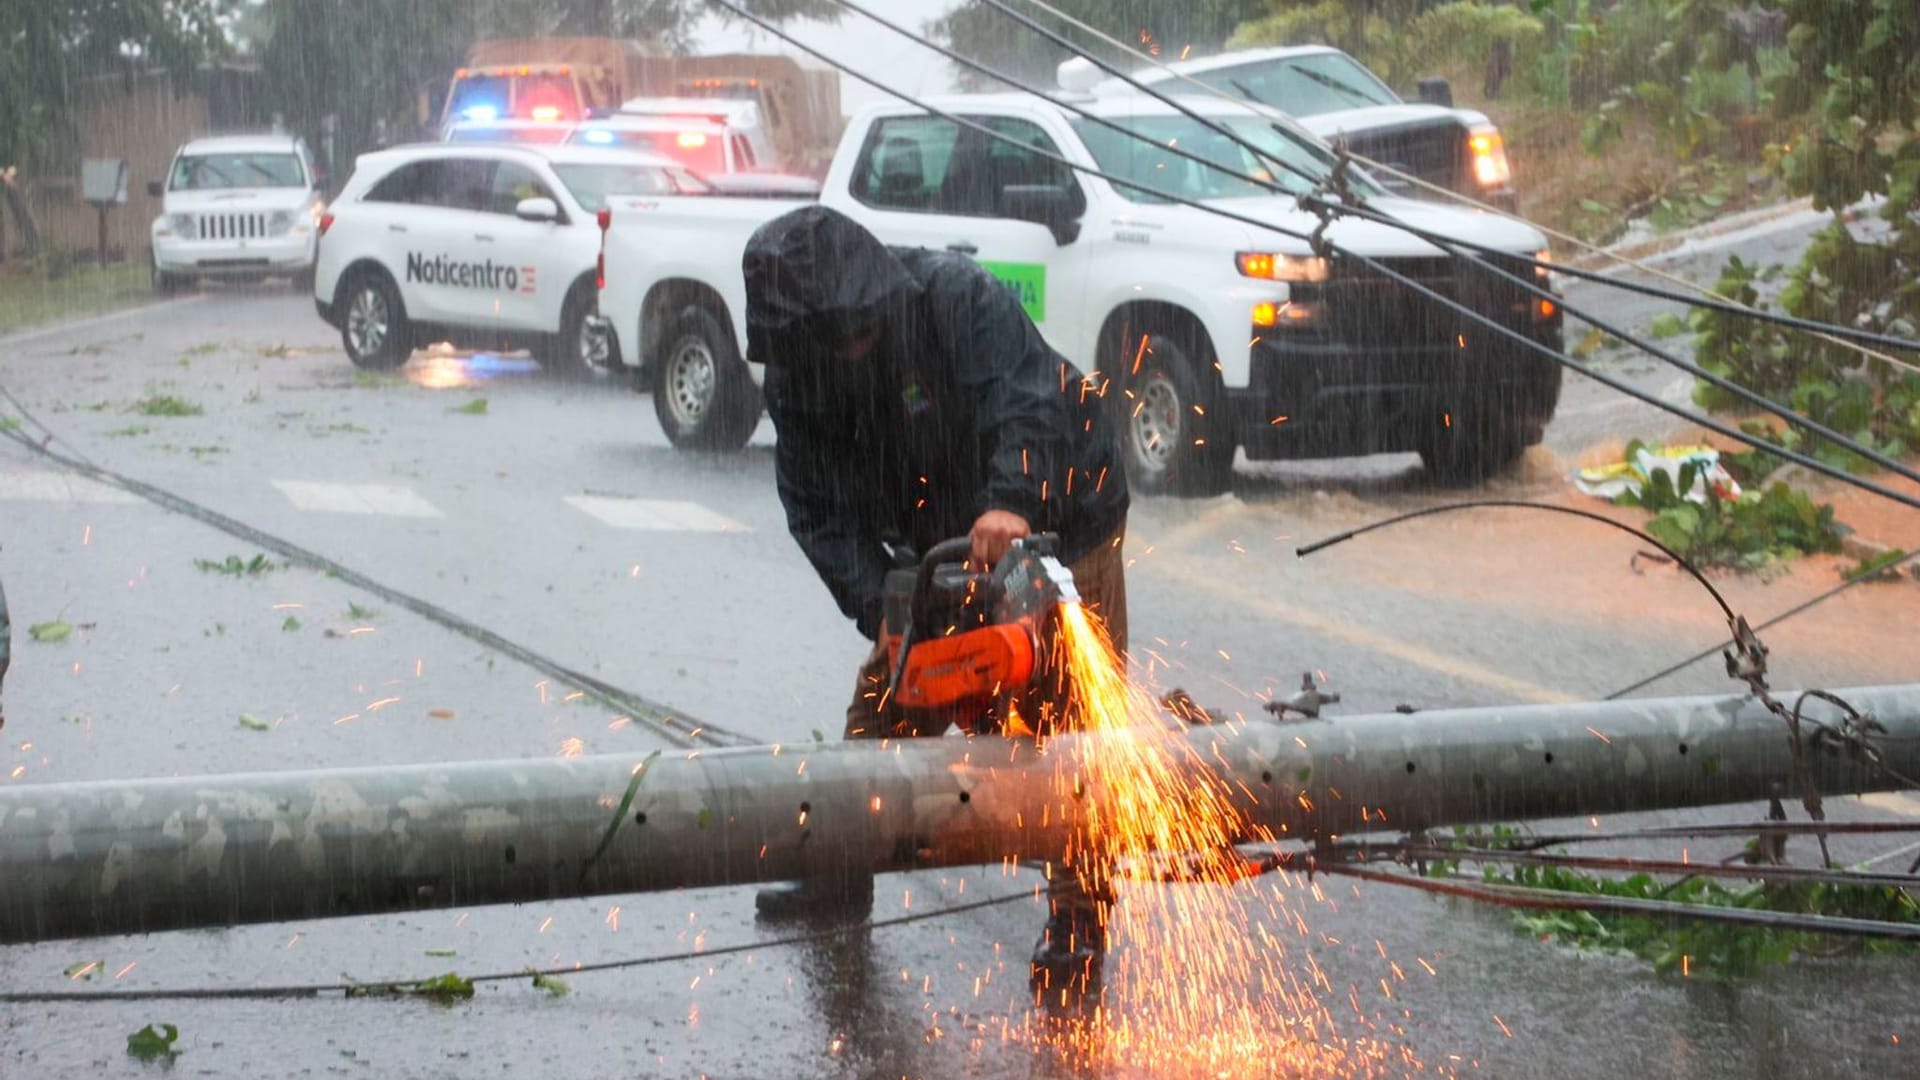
left=924, top=0, right=1920, bottom=489
left=1294, top=499, right=1737, bottom=626
left=744, top=0, right=1920, bottom=518
left=1606, top=547, right=1920, bottom=698
left=1008, top=0, right=1920, bottom=377
left=0, top=408, right=748, bottom=750
left=0, top=889, right=1036, bottom=1004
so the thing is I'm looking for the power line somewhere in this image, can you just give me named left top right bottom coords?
left=712, top=0, right=1920, bottom=520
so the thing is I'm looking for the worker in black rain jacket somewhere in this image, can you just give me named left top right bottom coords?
left=742, top=205, right=1128, bottom=994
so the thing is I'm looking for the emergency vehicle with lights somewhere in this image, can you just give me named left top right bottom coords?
left=148, top=133, right=325, bottom=292
left=569, top=97, right=779, bottom=174
left=311, top=142, right=707, bottom=372
left=593, top=91, right=1564, bottom=487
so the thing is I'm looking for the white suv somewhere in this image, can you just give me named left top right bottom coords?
left=148, top=133, right=324, bottom=292
left=312, top=142, right=701, bottom=371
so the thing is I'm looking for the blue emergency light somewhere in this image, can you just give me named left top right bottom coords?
left=461, top=105, right=500, bottom=122
left=583, top=129, right=615, bottom=145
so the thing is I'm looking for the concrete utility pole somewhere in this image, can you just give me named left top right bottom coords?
left=1, top=685, right=1916, bottom=945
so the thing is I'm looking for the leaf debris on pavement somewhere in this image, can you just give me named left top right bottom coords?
left=126, top=1022, right=180, bottom=1061
left=238, top=713, right=272, bottom=732
left=28, top=619, right=73, bottom=643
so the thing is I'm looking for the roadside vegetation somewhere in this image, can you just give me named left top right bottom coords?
left=0, top=261, right=150, bottom=336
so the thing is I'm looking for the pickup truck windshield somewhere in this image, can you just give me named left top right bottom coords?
left=1072, top=116, right=1368, bottom=203
left=1184, top=53, right=1399, bottom=117
left=169, top=153, right=305, bottom=190
left=553, top=162, right=710, bottom=211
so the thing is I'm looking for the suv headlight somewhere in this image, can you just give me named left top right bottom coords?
left=1469, top=125, right=1512, bottom=191
left=157, top=212, right=194, bottom=238
left=270, top=210, right=295, bottom=235
left=1235, top=251, right=1329, bottom=283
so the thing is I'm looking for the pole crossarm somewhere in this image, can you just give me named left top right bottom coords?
left=2, top=685, right=1916, bottom=945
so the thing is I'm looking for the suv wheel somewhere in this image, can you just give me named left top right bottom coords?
left=150, top=254, right=183, bottom=296
left=538, top=284, right=605, bottom=375
left=340, top=270, right=411, bottom=370
left=652, top=306, right=759, bottom=451
left=1116, top=329, right=1234, bottom=497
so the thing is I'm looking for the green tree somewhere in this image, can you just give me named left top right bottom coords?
left=929, top=0, right=1269, bottom=91
left=1695, top=0, right=1920, bottom=461
left=0, top=0, right=231, bottom=172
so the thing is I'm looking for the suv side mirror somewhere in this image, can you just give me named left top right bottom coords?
left=999, top=184, right=1082, bottom=246
left=1416, top=76, right=1454, bottom=108
left=515, top=196, right=560, bottom=223
left=146, top=180, right=164, bottom=198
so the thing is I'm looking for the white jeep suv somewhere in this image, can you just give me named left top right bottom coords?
left=148, top=133, right=324, bottom=292
left=312, top=142, right=700, bottom=371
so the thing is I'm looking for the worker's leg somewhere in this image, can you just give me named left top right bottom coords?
left=1031, top=523, right=1128, bottom=998
left=1065, top=524, right=1128, bottom=658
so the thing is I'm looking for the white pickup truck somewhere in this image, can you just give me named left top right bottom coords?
left=594, top=90, right=1563, bottom=491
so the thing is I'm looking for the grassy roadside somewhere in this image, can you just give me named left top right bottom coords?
left=0, top=263, right=155, bottom=337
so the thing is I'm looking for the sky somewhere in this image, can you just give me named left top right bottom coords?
left=690, top=0, right=967, bottom=114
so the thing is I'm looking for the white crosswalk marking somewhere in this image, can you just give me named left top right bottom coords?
left=272, top=480, right=444, bottom=518
left=0, top=468, right=140, bottom=504
left=564, top=495, right=748, bottom=533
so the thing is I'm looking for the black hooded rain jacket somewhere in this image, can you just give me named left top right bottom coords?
left=743, top=206, right=1128, bottom=639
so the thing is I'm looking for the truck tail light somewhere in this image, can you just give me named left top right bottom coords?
left=1469, top=126, right=1512, bottom=191
left=595, top=207, right=611, bottom=290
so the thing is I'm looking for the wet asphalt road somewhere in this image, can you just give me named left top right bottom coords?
left=0, top=229, right=1916, bottom=1079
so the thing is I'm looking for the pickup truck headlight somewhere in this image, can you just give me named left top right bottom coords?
left=1469, top=125, right=1512, bottom=191
left=1236, top=251, right=1329, bottom=283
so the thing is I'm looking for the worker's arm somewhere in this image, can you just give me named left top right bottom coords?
left=935, top=262, right=1073, bottom=550
left=766, top=373, right=891, bottom=639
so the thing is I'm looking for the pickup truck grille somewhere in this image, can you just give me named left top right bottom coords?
left=1307, top=253, right=1539, bottom=352
left=195, top=213, right=271, bottom=241
left=1331, top=118, right=1466, bottom=196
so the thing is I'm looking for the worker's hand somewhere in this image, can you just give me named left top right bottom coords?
left=969, top=509, right=1031, bottom=568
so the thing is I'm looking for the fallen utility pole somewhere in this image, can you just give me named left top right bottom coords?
left=1, top=685, right=1916, bottom=945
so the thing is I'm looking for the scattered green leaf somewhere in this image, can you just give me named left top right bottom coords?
left=697, top=807, right=713, bottom=829
left=29, top=619, right=73, bottom=643
left=424, top=948, right=457, bottom=958
left=195, top=554, right=279, bottom=577
left=282, top=616, right=302, bottom=632
left=450, top=398, right=488, bottom=416
left=1844, top=548, right=1909, bottom=582
left=1648, top=312, right=1686, bottom=339
left=126, top=1023, right=180, bottom=1061
left=346, top=602, right=378, bottom=620
left=105, top=424, right=152, bottom=438
left=132, top=395, right=202, bottom=417
left=238, top=713, right=271, bottom=732
left=64, top=959, right=103, bottom=980
left=529, top=969, right=570, bottom=996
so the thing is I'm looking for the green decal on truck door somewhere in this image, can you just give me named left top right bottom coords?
left=978, top=260, right=1047, bottom=323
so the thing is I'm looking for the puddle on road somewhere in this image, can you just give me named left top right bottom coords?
left=403, top=346, right=543, bottom=390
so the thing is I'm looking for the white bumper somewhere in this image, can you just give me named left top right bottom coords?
left=152, top=231, right=317, bottom=276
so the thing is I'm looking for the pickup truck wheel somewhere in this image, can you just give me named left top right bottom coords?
left=653, top=306, right=759, bottom=451
left=538, top=285, right=604, bottom=375
left=340, top=269, right=411, bottom=371
left=1418, top=414, right=1527, bottom=485
left=1118, top=331, right=1233, bottom=497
